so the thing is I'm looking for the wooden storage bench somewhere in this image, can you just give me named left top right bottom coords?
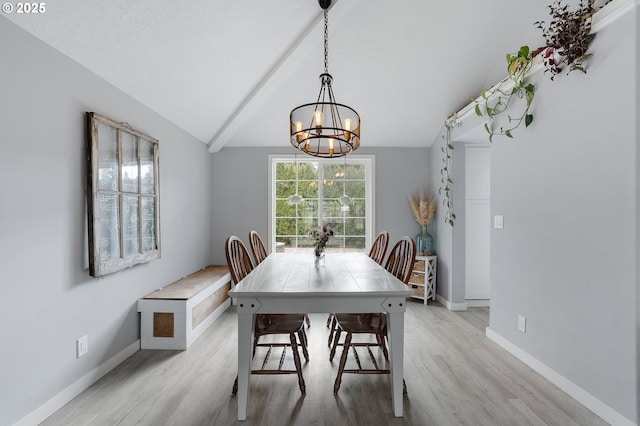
left=137, top=265, right=231, bottom=350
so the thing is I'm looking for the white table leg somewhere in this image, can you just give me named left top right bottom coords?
left=386, top=310, right=404, bottom=417
left=236, top=311, right=253, bottom=421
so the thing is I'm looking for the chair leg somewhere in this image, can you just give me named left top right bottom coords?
left=375, top=334, right=389, bottom=361
left=333, top=332, right=352, bottom=394
left=327, top=315, right=338, bottom=347
left=232, top=376, right=238, bottom=395
left=297, top=330, right=309, bottom=362
left=300, top=327, right=308, bottom=349
left=289, top=333, right=306, bottom=396
left=329, top=328, right=342, bottom=361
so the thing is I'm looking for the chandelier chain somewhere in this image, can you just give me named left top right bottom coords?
left=323, top=8, right=329, bottom=74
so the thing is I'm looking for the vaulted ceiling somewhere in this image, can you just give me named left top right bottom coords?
left=5, top=0, right=552, bottom=151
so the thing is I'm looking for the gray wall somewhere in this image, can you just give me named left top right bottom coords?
left=210, top=147, right=432, bottom=264
left=0, top=18, right=213, bottom=425
left=488, top=10, right=637, bottom=423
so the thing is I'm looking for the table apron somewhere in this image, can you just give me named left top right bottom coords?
left=233, top=296, right=407, bottom=315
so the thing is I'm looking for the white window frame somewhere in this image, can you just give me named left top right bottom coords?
left=268, top=154, right=375, bottom=253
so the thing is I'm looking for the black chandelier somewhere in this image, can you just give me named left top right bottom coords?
left=289, top=0, right=360, bottom=158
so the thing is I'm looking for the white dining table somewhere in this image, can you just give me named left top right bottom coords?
left=227, top=252, right=412, bottom=421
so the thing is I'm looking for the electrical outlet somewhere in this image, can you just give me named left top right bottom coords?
left=77, top=335, right=89, bottom=358
left=494, top=215, right=504, bottom=229
left=518, top=315, right=526, bottom=333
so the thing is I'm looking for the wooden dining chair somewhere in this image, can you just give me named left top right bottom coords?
left=225, top=236, right=308, bottom=396
left=330, top=236, right=416, bottom=394
left=249, top=230, right=311, bottom=328
left=326, top=231, right=390, bottom=345
left=368, top=231, right=389, bottom=265
left=248, top=230, right=268, bottom=265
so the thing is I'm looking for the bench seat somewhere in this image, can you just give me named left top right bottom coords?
left=137, top=265, right=231, bottom=350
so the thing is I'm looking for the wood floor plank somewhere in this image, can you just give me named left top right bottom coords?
left=41, top=301, right=607, bottom=426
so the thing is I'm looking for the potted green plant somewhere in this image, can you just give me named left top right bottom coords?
left=534, top=0, right=612, bottom=80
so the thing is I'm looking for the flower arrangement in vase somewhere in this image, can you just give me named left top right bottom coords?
left=308, top=225, right=334, bottom=266
left=409, top=192, right=436, bottom=255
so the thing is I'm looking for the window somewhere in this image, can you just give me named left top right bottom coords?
left=269, top=155, right=374, bottom=253
left=86, top=112, right=161, bottom=277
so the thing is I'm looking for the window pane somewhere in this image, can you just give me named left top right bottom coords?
left=297, top=217, right=317, bottom=236
left=322, top=179, right=343, bottom=199
left=342, top=199, right=366, bottom=217
left=275, top=199, right=297, bottom=217
left=346, top=164, right=365, bottom=179
left=323, top=199, right=345, bottom=217
left=298, top=180, right=318, bottom=199
left=324, top=218, right=345, bottom=237
left=346, top=218, right=366, bottom=235
left=122, top=194, right=139, bottom=257
left=345, top=237, right=366, bottom=250
left=345, top=180, right=365, bottom=198
left=97, top=123, right=118, bottom=191
left=298, top=199, right=318, bottom=217
left=121, top=132, right=138, bottom=193
left=298, top=162, right=318, bottom=180
left=141, top=196, right=156, bottom=251
left=140, top=139, right=155, bottom=194
left=275, top=217, right=297, bottom=240
left=99, top=193, right=120, bottom=261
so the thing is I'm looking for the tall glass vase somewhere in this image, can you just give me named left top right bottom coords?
left=416, top=224, right=435, bottom=256
left=314, top=246, right=325, bottom=267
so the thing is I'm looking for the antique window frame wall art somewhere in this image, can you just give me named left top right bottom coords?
left=86, top=112, right=161, bottom=277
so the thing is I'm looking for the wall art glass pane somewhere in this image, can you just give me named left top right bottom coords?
left=140, top=139, right=155, bottom=194
left=121, top=131, right=138, bottom=193
left=97, top=122, right=118, bottom=191
left=141, top=196, right=156, bottom=251
left=122, top=194, right=139, bottom=257
left=99, top=193, right=120, bottom=261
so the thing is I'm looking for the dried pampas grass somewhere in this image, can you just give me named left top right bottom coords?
left=409, top=192, right=436, bottom=225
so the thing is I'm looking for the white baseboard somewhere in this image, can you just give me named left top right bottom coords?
left=436, top=294, right=468, bottom=311
left=465, top=299, right=490, bottom=308
left=485, top=328, right=636, bottom=426
left=13, top=340, right=140, bottom=426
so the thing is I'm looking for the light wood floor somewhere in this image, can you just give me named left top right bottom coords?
left=42, top=302, right=607, bottom=426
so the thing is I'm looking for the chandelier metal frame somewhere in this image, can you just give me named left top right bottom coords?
left=289, top=0, right=360, bottom=158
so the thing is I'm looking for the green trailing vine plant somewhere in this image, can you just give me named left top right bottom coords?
left=439, top=0, right=612, bottom=226
left=474, top=45, right=538, bottom=142
left=438, top=115, right=459, bottom=227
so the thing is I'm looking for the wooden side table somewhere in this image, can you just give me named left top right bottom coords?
left=407, top=255, right=437, bottom=304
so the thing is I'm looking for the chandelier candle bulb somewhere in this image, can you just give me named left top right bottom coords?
left=314, top=110, right=323, bottom=133
left=295, top=121, right=303, bottom=142
left=329, top=138, right=334, bottom=155
left=344, top=118, right=352, bottom=141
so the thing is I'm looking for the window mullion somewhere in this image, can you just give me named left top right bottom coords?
left=137, top=136, right=143, bottom=255
left=117, top=129, right=124, bottom=259
left=317, top=162, right=324, bottom=227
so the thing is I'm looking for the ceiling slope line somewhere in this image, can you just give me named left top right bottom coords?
left=207, top=9, right=323, bottom=153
